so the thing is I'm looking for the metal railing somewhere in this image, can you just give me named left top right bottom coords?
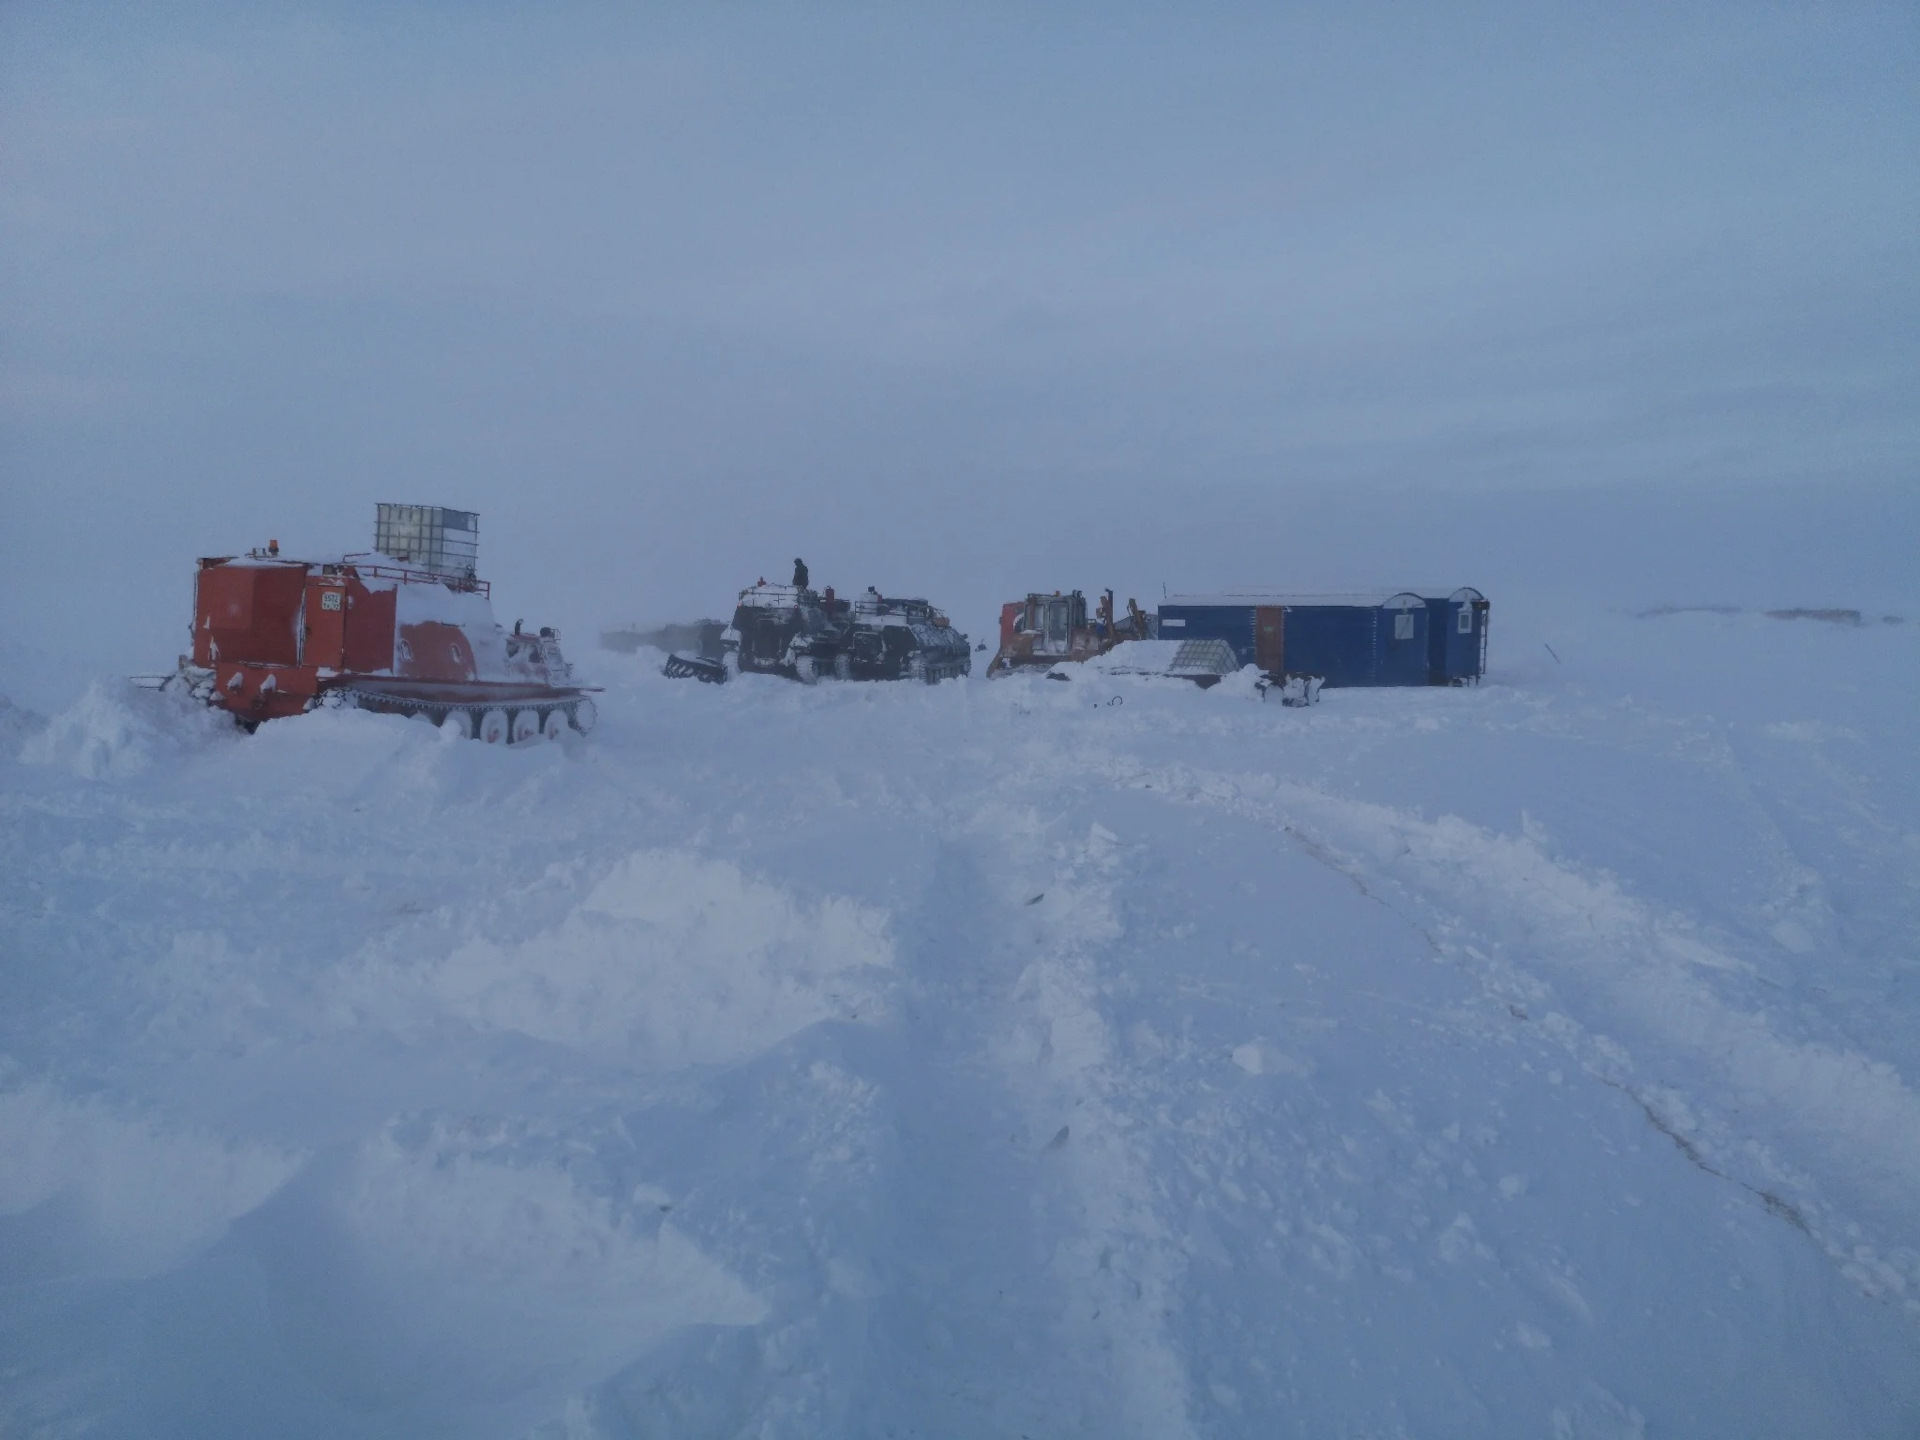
left=735, top=583, right=808, bottom=609
left=334, top=555, right=489, bottom=596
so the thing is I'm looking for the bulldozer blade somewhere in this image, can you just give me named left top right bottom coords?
left=663, top=652, right=730, bottom=684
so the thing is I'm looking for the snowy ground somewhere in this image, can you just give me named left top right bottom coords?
left=3, top=606, right=1918, bottom=1438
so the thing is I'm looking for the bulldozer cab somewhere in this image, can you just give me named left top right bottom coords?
left=1028, top=591, right=1086, bottom=655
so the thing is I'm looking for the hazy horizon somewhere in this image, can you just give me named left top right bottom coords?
left=3, top=2, right=1915, bottom=693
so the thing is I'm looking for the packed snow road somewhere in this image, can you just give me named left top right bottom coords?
left=2, top=609, right=1917, bottom=1437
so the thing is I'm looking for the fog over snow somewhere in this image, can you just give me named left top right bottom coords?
left=2, top=5, right=1918, bottom=1438
left=3, top=3, right=1916, bottom=694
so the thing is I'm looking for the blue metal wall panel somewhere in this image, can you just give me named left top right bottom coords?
left=1282, top=606, right=1378, bottom=686
left=1156, top=605, right=1254, bottom=663
left=1454, top=600, right=1488, bottom=681
left=1161, top=597, right=1438, bottom=687
left=1421, top=591, right=1488, bottom=683
left=1374, top=604, right=1429, bottom=685
left=1424, top=599, right=1451, bottom=683
left=1442, top=604, right=1477, bottom=681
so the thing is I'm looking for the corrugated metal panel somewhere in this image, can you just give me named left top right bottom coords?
left=1283, top=605, right=1381, bottom=686
left=1424, top=598, right=1450, bottom=683
left=1159, top=594, right=1436, bottom=687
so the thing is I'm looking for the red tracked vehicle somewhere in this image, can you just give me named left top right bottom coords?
left=154, top=504, right=598, bottom=741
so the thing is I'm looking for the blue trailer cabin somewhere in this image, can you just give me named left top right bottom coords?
left=1157, top=592, right=1431, bottom=687
left=1423, top=587, right=1489, bottom=684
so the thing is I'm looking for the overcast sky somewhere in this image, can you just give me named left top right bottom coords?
left=2, top=2, right=1915, bottom=681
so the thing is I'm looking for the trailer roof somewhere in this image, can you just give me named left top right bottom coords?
left=1164, top=590, right=1425, bottom=609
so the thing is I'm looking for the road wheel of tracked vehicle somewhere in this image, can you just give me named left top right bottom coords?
left=908, top=654, right=930, bottom=684
left=441, top=708, right=474, bottom=740
left=834, top=653, right=852, bottom=681
left=567, top=697, right=598, bottom=735
left=479, top=708, right=510, bottom=744
left=510, top=708, right=541, bottom=744
left=542, top=709, right=568, bottom=742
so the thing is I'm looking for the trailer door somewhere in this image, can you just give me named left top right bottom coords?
left=303, top=576, right=348, bottom=670
left=195, top=562, right=306, bottom=668
left=1255, top=607, right=1285, bottom=674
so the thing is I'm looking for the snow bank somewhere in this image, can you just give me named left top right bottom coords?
left=0, top=1084, right=298, bottom=1278
left=243, top=698, right=461, bottom=767
left=1295, top=783, right=1920, bottom=1200
left=19, top=680, right=235, bottom=779
left=0, top=695, right=43, bottom=752
left=1081, top=639, right=1187, bottom=673
left=266, top=1121, right=770, bottom=1407
left=422, top=850, right=893, bottom=1066
left=1071, top=743, right=1920, bottom=1311
left=4, top=603, right=1918, bottom=1435
left=1203, top=663, right=1269, bottom=700
left=337, top=1123, right=765, bottom=1325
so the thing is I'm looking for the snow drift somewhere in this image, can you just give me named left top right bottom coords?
left=1, top=606, right=1917, bottom=1437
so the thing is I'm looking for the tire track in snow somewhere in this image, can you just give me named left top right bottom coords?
left=1058, top=750, right=1920, bottom=1317
left=954, top=799, right=1202, bottom=1440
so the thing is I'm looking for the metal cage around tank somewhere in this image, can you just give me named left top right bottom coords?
left=373, top=504, right=480, bottom=583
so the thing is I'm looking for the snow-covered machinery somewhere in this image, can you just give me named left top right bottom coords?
left=844, top=590, right=971, bottom=682
left=155, top=504, right=599, bottom=740
left=990, top=588, right=1287, bottom=695
left=677, top=578, right=971, bottom=684
left=714, top=581, right=855, bottom=682
left=1074, top=637, right=1243, bottom=688
left=989, top=589, right=1154, bottom=677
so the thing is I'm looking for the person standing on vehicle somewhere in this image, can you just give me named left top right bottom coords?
left=792, top=558, right=809, bottom=590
